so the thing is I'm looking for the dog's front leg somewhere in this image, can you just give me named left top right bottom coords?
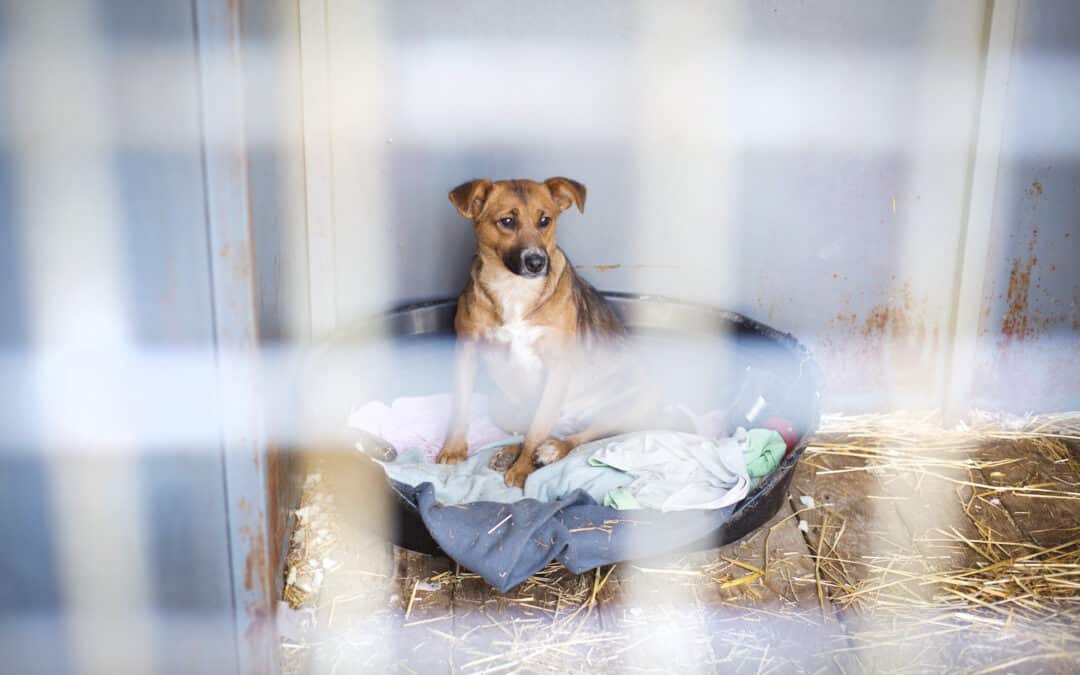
left=436, top=339, right=478, bottom=464
left=503, top=362, right=572, bottom=488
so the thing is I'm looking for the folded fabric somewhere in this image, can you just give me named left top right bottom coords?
left=603, top=487, right=640, bottom=510
left=348, top=394, right=511, bottom=462
left=587, top=431, right=751, bottom=511
left=743, top=427, right=787, bottom=479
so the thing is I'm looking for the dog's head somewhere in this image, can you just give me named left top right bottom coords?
left=449, top=177, right=586, bottom=278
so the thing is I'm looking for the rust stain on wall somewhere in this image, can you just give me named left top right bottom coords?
left=244, top=537, right=256, bottom=591
left=1072, top=288, right=1080, bottom=331
left=858, top=284, right=928, bottom=348
left=972, top=222, right=1080, bottom=407
left=243, top=526, right=268, bottom=593
left=574, top=264, right=680, bottom=273
left=818, top=282, right=939, bottom=398
left=999, top=228, right=1039, bottom=347
left=1000, top=256, right=1037, bottom=343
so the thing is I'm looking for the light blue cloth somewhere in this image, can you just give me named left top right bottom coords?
left=380, top=438, right=634, bottom=506
left=378, top=430, right=756, bottom=511
left=586, top=431, right=750, bottom=511
left=524, top=446, right=635, bottom=504
left=379, top=439, right=527, bottom=505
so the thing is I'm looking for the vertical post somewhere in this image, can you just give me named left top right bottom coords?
left=193, top=1, right=277, bottom=672
left=943, top=0, right=1019, bottom=423
left=298, top=0, right=339, bottom=338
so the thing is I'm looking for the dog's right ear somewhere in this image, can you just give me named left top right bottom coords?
left=448, top=179, right=493, bottom=220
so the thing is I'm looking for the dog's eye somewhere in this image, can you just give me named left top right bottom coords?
left=498, top=217, right=516, bottom=229
left=538, top=216, right=552, bottom=228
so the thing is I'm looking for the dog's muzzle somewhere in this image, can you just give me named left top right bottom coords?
left=507, top=247, right=549, bottom=278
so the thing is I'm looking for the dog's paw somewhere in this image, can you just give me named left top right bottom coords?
left=435, top=441, right=467, bottom=464
left=535, top=438, right=573, bottom=466
left=504, top=461, right=532, bottom=488
left=488, top=444, right=521, bottom=472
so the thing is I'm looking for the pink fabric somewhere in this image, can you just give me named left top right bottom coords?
left=677, top=405, right=731, bottom=440
left=348, top=394, right=512, bottom=462
left=348, top=394, right=730, bottom=463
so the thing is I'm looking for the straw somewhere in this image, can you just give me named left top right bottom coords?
left=280, top=410, right=1080, bottom=674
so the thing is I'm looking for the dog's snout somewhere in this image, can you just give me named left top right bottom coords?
left=522, top=249, right=548, bottom=275
left=503, top=246, right=550, bottom=278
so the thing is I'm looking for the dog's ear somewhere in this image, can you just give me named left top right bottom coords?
left=448, top=179, right=493, bottom=219
left=544, top=177, right=586, bottom=214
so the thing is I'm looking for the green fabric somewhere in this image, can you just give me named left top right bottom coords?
left=589, top=457, right=639, bottom=509
left=602, top=487, right=641, bottom=510
left=743, top=428, right=786, bottom=479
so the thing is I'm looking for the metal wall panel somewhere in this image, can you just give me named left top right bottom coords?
left=314, top=0, right=1004, bottom=411
left=973, top=0, right=1080, bottom=411
left=241, top=0, right=311, bottom=629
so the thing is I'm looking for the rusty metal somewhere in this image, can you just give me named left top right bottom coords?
left=194, top=0, right=277, bottom=671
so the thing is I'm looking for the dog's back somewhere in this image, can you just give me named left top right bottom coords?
left=566, top=257, right=625, bottom=346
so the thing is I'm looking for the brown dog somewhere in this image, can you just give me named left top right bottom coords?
left=435, top=177, right=675, bottom=487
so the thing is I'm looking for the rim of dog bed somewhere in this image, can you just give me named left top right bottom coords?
left=335, top=292, right=823, bottom=555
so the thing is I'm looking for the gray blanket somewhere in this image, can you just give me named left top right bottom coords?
left=381, top=431, right=755, bottom=591
left=399, top=482, right=735, bottom=592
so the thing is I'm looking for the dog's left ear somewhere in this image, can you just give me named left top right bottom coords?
left=545, top=177, right=586, bottom=214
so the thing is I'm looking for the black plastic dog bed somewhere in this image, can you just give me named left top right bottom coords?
left=332, top=293, right=822, bottom=589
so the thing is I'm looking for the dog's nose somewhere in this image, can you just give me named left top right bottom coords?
left=522, top=249, right=548, bottom=275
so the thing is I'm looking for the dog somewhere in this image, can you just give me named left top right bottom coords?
left=434, top=177, right=682, bottom=487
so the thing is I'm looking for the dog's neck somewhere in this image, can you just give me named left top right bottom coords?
left=475, top=248, right=566, bottom=324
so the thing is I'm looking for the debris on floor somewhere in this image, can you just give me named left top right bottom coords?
left=282, top=473, right=338, bottom=608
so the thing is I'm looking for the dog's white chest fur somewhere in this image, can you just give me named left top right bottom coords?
left=484, top=273, right=546, bottom=373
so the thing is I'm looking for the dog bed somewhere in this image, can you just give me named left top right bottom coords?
left=307, top=294, right=822, bottom=592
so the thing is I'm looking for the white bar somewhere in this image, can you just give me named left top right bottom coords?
left=944, top=0, right=1020, bottom=422
left=299, top=0, right=339, bottom=338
